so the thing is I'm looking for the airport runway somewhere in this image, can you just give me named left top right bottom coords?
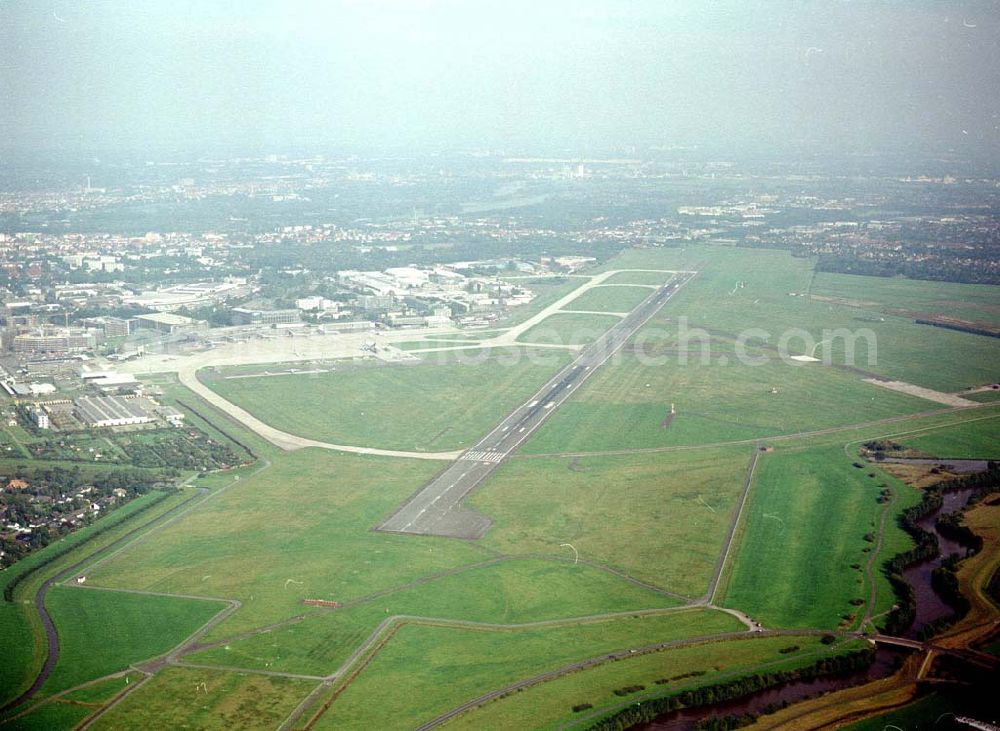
left=376, top=271, right=696, bottom=539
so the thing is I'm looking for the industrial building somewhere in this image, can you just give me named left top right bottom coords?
left=12, top=327, right=97, bottom=355
left=133, top=312, right=208, bottom=334
left=0, top=382, right=31, bottom=397
left=230, top=308, right=301, bottom=326
left=80, top=371, right=139, bottom=391
left=294, top=296, right=338, bottom=312
left=327, top=321, right=375, bottom=332
left=123, top=281, right=251, bottom=312
left=81, top=316, right=133, bottom=338
left=358, top=294, right=395, bottom=311
left=155, top=405, right=185, bottom=427
left=74, top=395, right=154, bottom=427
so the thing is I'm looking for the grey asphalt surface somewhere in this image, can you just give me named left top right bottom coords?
left=376, top=272, right=695, bottom=539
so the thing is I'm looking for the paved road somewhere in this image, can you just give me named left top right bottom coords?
left=376, top=272, right=696, bottom=539
left=176, top=364, right=463, bottom=461
left=131, top=268, right=688, bottom=462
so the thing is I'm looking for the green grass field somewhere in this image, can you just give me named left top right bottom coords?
left=604, top=270, right=678, bottom=286
left=39, top=586, right=223, bottom=696
left=0, top=602, right=36, bottom=712
left=186, top=558, right=680, bottom=677
left=495, top=277, right=590, bottom=326
left=3, top=244, right=996, bottom=729
left=812, top=271, right=1000, bottom=327
left=441, top=635, right=845, bottom=731
left=720, top=445, right=905, bottom=629
left=627, top=246, right=1000, bottom=392
left=312, top=609, right=742, bottom=730
left=967, top=389, right=1000, bottom=402
left=205, top=348, right=570, bottom=451
left=393, top=339, right=479, bottom=350
left=471, top=448, right=752, bottom=597
left=4, top=676, right=143, bottom=731
left=88, top=667, right=314, bottom=731
left=518, top=313, right=623, bottom=346
left=0, top=488, right=198, bottom=711
left=563, top=285, right=654, bottom=313
left=60, top=673, right=142, bottom=703
left=521, top=348, right=931, bottom=454
left=3, top=700, right=95, bottom=731
left=83, top=450, right=483, bottom=637
left=896, top=414, right=1000, bottom=458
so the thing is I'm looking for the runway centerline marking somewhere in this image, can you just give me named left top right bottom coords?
left=375, top=271, right=695, bottom=539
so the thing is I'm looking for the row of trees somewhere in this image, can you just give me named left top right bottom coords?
left=882, top=463, right=999, bottom=636
left=816, top=254, right=1000, bottom=285
left=585, top=649, right=875, bottom=731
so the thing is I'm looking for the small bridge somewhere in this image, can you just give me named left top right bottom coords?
left=870, top=634, right=1000, bottom=670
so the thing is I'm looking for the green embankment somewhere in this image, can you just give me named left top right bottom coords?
left=720, top=445, right=905, bottom=629
left=39, top=586, right=223, bottom=696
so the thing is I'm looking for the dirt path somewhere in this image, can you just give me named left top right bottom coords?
left=705, top=447, right=763, bottom=605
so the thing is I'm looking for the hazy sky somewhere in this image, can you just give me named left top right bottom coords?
left=2, top=0, right=998, bottom=157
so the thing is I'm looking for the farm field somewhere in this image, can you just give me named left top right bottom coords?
left=517, top=312, right=623, bottom=346
left=311, top=609, right=742, bottom=730
left=562, top=284, right=654, bottom=313
left=441, top=635, right=847, bottom=731
left=471, top=447, right=751, bottom=597
left=520, top=348, right=932, bottom=454
left=719, top=444, right=913, bottom=629
left=204, top=348, right=571, bottom=451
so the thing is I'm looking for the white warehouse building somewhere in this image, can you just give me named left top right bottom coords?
left=74, top=396, right=154, bottom=427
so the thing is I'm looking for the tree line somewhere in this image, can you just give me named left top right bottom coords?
left=882, top=463, right=999, bottom=637
left=584, top=649, right=875, bottom=731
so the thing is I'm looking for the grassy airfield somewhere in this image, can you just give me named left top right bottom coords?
left=4, top=245, right=998, bottom=729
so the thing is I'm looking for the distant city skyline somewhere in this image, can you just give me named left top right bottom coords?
left=2, top=0, right=998, bottom=160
